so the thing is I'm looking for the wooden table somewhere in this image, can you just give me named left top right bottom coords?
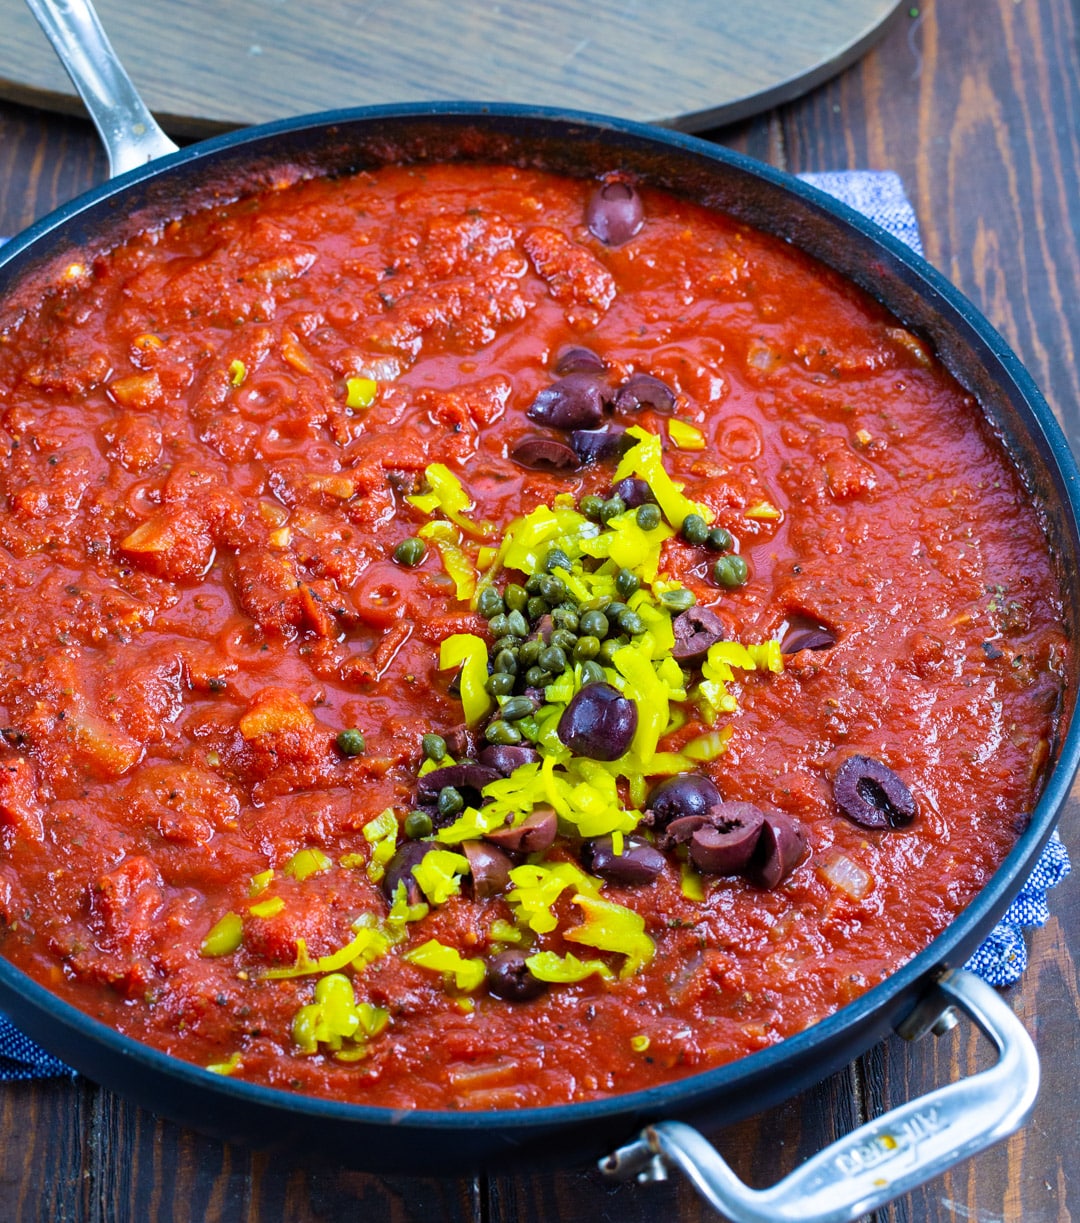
left=0, top=1, right=1078, bottom=1219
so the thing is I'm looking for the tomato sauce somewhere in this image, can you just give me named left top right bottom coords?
left=0, top=163, right=1065, bottom=1109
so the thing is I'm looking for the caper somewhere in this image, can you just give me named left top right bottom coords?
left=393, top=537, right=427, bottom=566
left=713, top=554, right=749, bottom=588
left=485, top=673, right=516, bottom=697
left=525, top=574, right=545, bottom=596
left=526, top=596, right=549, bottom=621
left=600, top=495, right=626, bottom=522
left=580, top=494, right=605, bottom=522
left=635, top=503, right=661, bottom=531
left=574, top=635, right=601, bottom=661
left=336, top=728, right=366, bottom=757
left=538, top=575, right=567, bottom=602
left=614, top=568, right=640, bottom=599
left=580, top=660, right=606, bottom=686
left=525, top=666, right=552, bottom=687
left=404, top=810, right=433, bottom=839
left=550, top=627, right=578, bottom=653
left=617, top=608, right=645, bottom=635
left=551, top=606, right=579, bottom=632
left=437, top=786, right=465, bottom=818
left=504, top=583, right=528, bottom=613
left=518, top=639, right=542, bottom=667
left=421, top=733, right=447, bottom=762
left=485, top=719, right=523, bottom=746
left=659, top=587, right=696, bottom=612
left=506, top=609, right=529, bottom=638
left=599, top=637, right=626, bottom=665
left=488, top=613, right=511, bottom=638
left=681, top=513, right=710, bottom=546
left=707, top=526, right=734, bottom=552
left=604, top=601, right=628, bottom=622
left=579, top=609, right=609, bottom=639
left=477, top=586, right=505, bottom=619
left=545, top=548, right=572, bottom=573
left=539, top=645, right=568, bottom=674
left=500, top=695, right=536, bottom=722
left=493, top=649, right=518, bottom=674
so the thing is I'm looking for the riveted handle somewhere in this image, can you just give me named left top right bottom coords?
left=25, top=0, right=179, bottom=178
left=600, top=970, right=1039, bottom=1223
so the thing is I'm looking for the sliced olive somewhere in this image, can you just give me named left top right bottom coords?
left=644, top=773, right=722, bottom=830
left=485, top=805, right=559, bottom=854
left=511, top=435, right=582, bottom=471
left=527, top=373, right=609, bottom=431
left=746, top=811, right=808, bottom=889
left=585, top=179, right=644, bottom=246
left=554, top=346, right=605, bottom=375
left=613, top=372, right=676, bottom=414
left=833, top=755, right=917, bottom=830
left=671, top=606, right=727, bottom=664
left=581, top=835, right=665, bottom=885
left=686, top=802, right=765, bottom=875
left=463, top=840, right=513, bottom=899
left=487, top=950, right=547, bottom=1002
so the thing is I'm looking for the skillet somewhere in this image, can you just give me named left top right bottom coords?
left=2, top=2, right=1078, bottom=1218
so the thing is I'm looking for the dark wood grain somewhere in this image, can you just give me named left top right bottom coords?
left=1, top=0, right=1079, bottom=1219
left=0, top=0, right=901, bottom=135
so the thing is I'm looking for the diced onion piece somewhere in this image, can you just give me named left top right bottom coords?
left=818, top=852, right=873, bottom=900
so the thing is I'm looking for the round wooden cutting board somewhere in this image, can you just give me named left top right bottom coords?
left=0, top=0, right=903, bottom=136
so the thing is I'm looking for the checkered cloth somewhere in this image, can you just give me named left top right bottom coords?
left=0, top=169, right=1068, bottom=1077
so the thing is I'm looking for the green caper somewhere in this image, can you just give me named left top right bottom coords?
left=604, top=601, right=627, bottom=622
left=485, top=719, right=523, bottom=746
left=551, top=606, right=579, bottom=632
left=600, top=495, right=626, bottom=522
left=493, top=649, right=518, bottom=674
left=504, top=582, right=528, bottom=613
left=713, top=554, right=749, bottom=588
left=659, top=587, right=696, bottom=612
left=599, top=637, right=625, bottom=665
left=549, top=627, right=578, bottom=653
left=538, top=575, right=567, bottom=602
left=545, top=548, right=572, bottom=573
left=525, top=666, right=552, bottom=687
left=421, top=733, right=447, bottom=762
left=477, top=586, right=505, bottom=619
left=506, top=609, right=529, bottom=638
left=336, top=728, right=366, bottom=757
left=574, top=635, right=601, bottom=661
left=635, top=503, right=661, bottom=531
left=393, top=537, right=427, bottom=567
left=485, top=673, right=516, bottom=697
left=499, top=695, right=536, bottom=722
left=579, top=494, right=605, bottom=522
left=518, top=639, right=542, bottom=667
left=488, top=613, right=511, bottom=638
left=437, top=786, right=464, bottom=818
left=404, top=810, right=433, bottom=839
left=681, top=513, right=710, bottom=546
left=579, top=609, right=609, bottom=639
left=525, top=574, right=545, bottom=595
left=580, top=660, right=606, bottom=686
left=614, top=568, right=640, bottom=599
left=538, top=645, right=568, bottom=674
left=526, top=596, right=549, bottom=621
left=707, top=526, right=734, bottom=552
left=617, top=609, right=645, bottom=635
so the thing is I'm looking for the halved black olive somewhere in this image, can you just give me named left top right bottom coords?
left=581, top=835, right=665, bottom=885
left=643, top=773, right=722, bottom=830
left=671, top=606, right=727, bottom=664
left=527, top=373, right=610, bottom=431
left=613, top=372, right=676, bottom=414
left=510, top=435, right=582, bottom=471
left=745, top=810, right=808, bottom=889
left=487, top=950, right=547, bottom=1002
left=833, top=755, right=917, bottom=830
left=585, top=179, right=644, bottom=246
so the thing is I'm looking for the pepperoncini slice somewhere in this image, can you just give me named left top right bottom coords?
left=200, top=911, right=243, bottom=957
left=404, top=939, right=486, bottom=991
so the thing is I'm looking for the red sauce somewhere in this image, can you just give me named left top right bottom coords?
left=0, top=163, right=1065, bottom=1109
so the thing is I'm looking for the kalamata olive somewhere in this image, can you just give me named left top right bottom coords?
left=463, top=840, right=513, bottom=899
left=613, top=372, right=677, bottom=414
left=586, top=179, right=644, bottom=246
left=554, top=346, right=605, bottom=376
left=556, top=682, right=637, bottom=760
left=487, top=950, right=547, bottom=1002
left=610, top=477, right=656, bottom=508
left=643, top=772, right=722, bottom=830
left=441, top=725, right=475, bottom=759
left=781, top=618, right=836, bottom=653
left=485, top=805, right=559, bottom=854
left=671, top=606, right=727, bottom=664
left=656, top=813, right=710, bottom=852
left=527, top=373, right=610, bottom=431
left=569, top=426, right=632, bottom=464
left=746, top=811, right=808, bottom=889
left=833, top=755, right=917, bottom=830
left=687, top=803, right=766, bottom=875
left=511, top=435, right=582, bottom=471
left=477, top=744, right=540, bottom=777
left=581, top=835, right=665, bottom=885
left=381, top=841, right=438, bottom=905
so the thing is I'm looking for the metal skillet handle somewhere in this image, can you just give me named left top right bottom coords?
left=601, top=969, right=1039, bottom=1223
left=24, top=0, right=178, bottom=177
